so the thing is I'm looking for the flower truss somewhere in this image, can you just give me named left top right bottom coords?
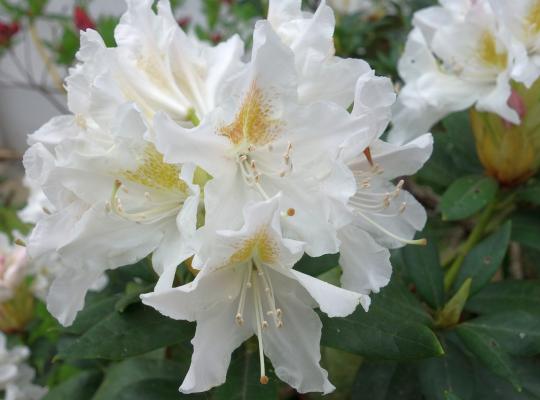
left=23, top=0, right=433, bottom=394
left=389, top=0, right=540, bottom=144
left=0, top=333, right=46, bottom=400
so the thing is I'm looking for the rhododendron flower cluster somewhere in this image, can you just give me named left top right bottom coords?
left=0, top=333, right=46, bottom=400
left=23, top=0, right=432, bottom=394
left=389, top=0, right=540, bottom=144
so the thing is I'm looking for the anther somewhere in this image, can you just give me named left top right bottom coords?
left=286, top=208, right=295, bottom=217
left=260, top=376, right=269, bottom=385
left=399, top=202, right=407, bottom=213
left=235, top=314, right=244, bottom=325
left=14, top=238, right=26, bottom=247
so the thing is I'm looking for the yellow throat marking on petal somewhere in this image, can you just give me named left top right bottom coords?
left=229, top=229, right=278, bottom=265
left=218, top=82, right=283, bottom=147
left=123, top=145, right=187, bottom=192
left=478, top=31, right=508, bottom=69
left=527, top=1, right=540, bottom=34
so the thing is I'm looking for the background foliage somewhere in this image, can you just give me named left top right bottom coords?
left=1, top=0, right=539, bottom=399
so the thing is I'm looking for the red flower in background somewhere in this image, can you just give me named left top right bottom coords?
left=74, top=6, right=96, bottom=31
left=0, top=21, right=20, bottom=46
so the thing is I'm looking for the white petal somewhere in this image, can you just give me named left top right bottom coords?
left=46, top=266, right=105, bottom=326
left=338, top=225, right=392, bottom=298
left=259, top=289, right=335, bottom=394
left=290, top=269, right=366, bottom=317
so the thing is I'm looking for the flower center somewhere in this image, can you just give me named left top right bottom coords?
left=218, top=82, right=284, bottom=148
left=478, top=32, right=507, bottom=70
left=108, top=145, right=188, bottom=223
left=350, top=159, right=426, bottom=246
left=526, top=1, right=540, bottom=35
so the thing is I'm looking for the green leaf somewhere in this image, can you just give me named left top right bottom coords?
left=435, top=278, right=472, bottom=328
left=466, top=281, right=540, bottom=315
left=202, top=0, right=221, bottom=29
left=351, top=362, right=422, bottom=400
left=416, top=112, right=482, bottom=192
left=471, top=358, right=538, bottom=399
left=64, top=294, right=122, bottom=335
left=96, top=16, right=118, bottom=47
left=456, top=326, right=521, bottom=391
left=56, top=27, right=79, bottom=65
left=26, top=0, right=47, bottom=15
left=440, top=175, right=498, bottom=221
left=93, top=358, right=195, bottom=400
left=115, top=282, right=154, bottom=312
left=295, top=253, right=339, bottom=277
left=213, top=344, right=277, bottom=400
left=0, top=207, right=31, bottom=238
left=460, top=311, right=540, bottom=356
left=511, top=211, right=540, bottom=251
left=59, top=304, right=194, bottom=361
left=418, top=339, right=474, bottom=400
left=321, top=280, right=442, bottom=360
left=43, top=370, right=102, bottom=400
left=402, top=236, right=445, bottom=309
left=516, top=179, right=540, bottom=206
left=454, top=222, right=511, bottom=294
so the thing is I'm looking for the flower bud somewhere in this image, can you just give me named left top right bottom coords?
left=0, top=282, right=34, bottom=334
left=470, top=81, right=540, bottom=185
left=0, top=21, right=20, bottom=47
left=73, top=6, right=96, bottom=32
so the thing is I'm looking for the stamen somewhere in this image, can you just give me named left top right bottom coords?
left=252, top=275, right=268, bottom=384
left=235, top=264, right=253, bottom=326
left=355, top=210, right=427, bottom=246
left=253, top=260, right=282, bottom=327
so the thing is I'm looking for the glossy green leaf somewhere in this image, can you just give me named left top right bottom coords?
left=93, top=358, right=193, bottom=400
left=64, top=294, right=122, bottom=335
left=456, top=326, right=521, bottom=391
left=59, top=304, right=194, bottom=361
left=213, top=344, right=277, bottom=400
left=402, top=237, right=445, bottom=309
left=418, top=339, right=474, bottom=400
left=511, top=211, right=540, bottom=251
left=417, top=112, right=482, bottom=192
left=466, top=281, right=540, bottom=315
left=295, top=253, right=339, bottom=277
left=321, top=280, right=442, bottom=360
left=43, top=370, right=102, bottom=400
left=440, top=175, right=498, bottom=221
left=516, top=180, right=540, bottom=206
left=351, top=362, right=422, bottom=400
left=454, top=222, right=511, bottom=294
left=460, top=311, right=540, bottom=356
left=472, top=358, right=539, bottom=399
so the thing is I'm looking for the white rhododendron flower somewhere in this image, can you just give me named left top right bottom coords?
left=22, top=0, right=432, bottom=392
left=489, top=0, right=540, bottom=86
left=0, top=333, right=46, bottom=400
left=24, top=92, right=199, bottom=325
left=268, top=0, right=372, bottom=107
left=0, top=235, right=27, bottom=303
left=389, top=0, right=522, bottom=144
left=68, top=0, right=245, bottom=126
left=154, top=22, right=382, bottom=257
left=143, top=196, right=366, bottom=394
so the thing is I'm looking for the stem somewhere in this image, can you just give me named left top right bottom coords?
left=28, top=23, right=66, bottom=94
left=443, top=196, right=498, bottom=291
